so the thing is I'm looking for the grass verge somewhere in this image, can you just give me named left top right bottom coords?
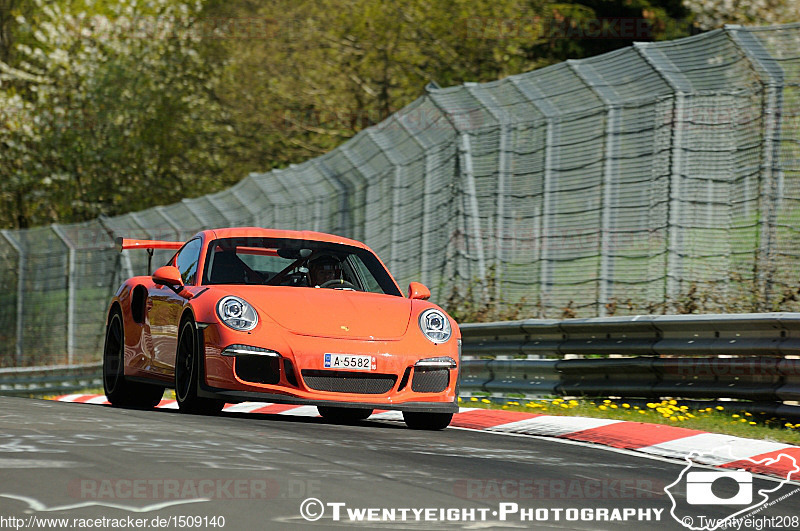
left=459, top=397, right=800, bottom=446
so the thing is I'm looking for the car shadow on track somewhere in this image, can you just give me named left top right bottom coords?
left=102, top=404, right=409, bottom=430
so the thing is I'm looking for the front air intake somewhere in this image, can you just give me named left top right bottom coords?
left=300, top=370, right=396, bottom=394
left=411, top=368, right=449, bottom=393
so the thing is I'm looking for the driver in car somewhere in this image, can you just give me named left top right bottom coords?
left=308, top=255, right=345, bottom=287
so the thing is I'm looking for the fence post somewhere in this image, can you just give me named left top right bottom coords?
left=634, top=43, right=694, bottom=310
left=569, top=60, right=620, bottom=317
left=0, top=230, right=24, bottom=366
left=365, top=128, right=404, bottom=275
left=311, top=161, right=351, bottom=236
left=339, top=147, right=372, bottom=240
left=727, top=26, right=785, bottom=310
left=466, top=83, right=512, bottom=304
left=204, top=196, right=239, bottom=226
left=51, top=224, right=75, bottom=365
left=666, top=92, right=686, bottom=307
left=458, top=133, right=487, bottom=285
left=396, top=116, right=435, bottom=287
left=390, top=165, right=403, bottom=274
left=231, top=178, right=272, bottom=227
left=250, top=171, right=294, bottom=231
left=509, top=77, right=560, bottom=313
left=180, top=198, right=207, bottom=228
left=494, top=126, right=510, bottom=302
left=251, top=169, right=307, bottom=231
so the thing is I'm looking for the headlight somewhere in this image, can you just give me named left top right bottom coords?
left=415, top=356, right=457, bottom=369
left=217, top=296, right=258, bottom=331
left=418, top=308, right=451, bottom=344
left=221, top=344, right=279, bottom=357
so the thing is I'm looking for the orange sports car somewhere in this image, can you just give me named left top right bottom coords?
left=103, top=227, right=460, bottom=430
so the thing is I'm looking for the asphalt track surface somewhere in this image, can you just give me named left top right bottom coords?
left=1, top=396, right=798, bottom=530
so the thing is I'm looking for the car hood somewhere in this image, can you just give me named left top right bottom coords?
left=212, top=286, right=412, bottom=340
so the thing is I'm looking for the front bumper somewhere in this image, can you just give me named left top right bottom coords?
left=197, top=323, right=460, bottom=411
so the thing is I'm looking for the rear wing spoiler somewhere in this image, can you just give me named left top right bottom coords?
left=115, top=238, right=184, bottom=252
left=115, top=238, right=184, bottom=274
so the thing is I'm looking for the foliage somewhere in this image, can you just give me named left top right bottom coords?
left=0, top=0, right=233, bottom=228
left=0, top=0, right=697, bottom=229
left=683, top=0, right=800, bottom=30
left=442, top=265, right=528, bottom=323
left=447, top=268, right=800, bottom=322
left=205, top=0, right=692, bottom=179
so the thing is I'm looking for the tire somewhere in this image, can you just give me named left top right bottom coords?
left=103, top=310, right=163, bottom=408
left=402, top=412, right=453, bottom=430
left=317, top=406, right=373, bottom=423
left=175, top=319, right=224, bottom=415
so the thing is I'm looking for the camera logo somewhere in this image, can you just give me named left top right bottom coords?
left=665, top=449, right=800, bottom=530
left=685, top=471, right=752, bottom=505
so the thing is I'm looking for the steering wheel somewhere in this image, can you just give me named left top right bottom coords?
left=320, top=279, right=357, bottom=290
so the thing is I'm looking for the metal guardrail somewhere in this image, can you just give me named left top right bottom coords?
left=459, top=313, right=800, bottom=408
left=0, top=363, right=102, bottom=396
left=2, top=313, right=799, bottom=409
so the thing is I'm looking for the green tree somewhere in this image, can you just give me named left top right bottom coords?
left=205, top=0, right=692, bottom=181
left=683, top=0, right=800, bottom=30
left=1, top=0, right=694, bottom=229
left=0, top=0, right=233, bottom=228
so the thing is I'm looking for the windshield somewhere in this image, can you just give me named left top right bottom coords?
left=201, top=237, right=402, bottom=296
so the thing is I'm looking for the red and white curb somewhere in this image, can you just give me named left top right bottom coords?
left=55, top=395, right=800, bottom=480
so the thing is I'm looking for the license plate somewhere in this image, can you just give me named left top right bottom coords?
left=324, top=353, right=376, bottom=371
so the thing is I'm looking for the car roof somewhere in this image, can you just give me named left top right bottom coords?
left=198, top=227, right=370, bottom=250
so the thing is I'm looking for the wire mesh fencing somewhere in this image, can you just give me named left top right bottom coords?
left=1, top=23, right=799, bottom=367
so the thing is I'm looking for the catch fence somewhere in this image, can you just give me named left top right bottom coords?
left=1, top=24, right=800, bottom=366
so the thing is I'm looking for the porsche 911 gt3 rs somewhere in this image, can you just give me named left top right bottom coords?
left=103, top=227, right=460, bottom=430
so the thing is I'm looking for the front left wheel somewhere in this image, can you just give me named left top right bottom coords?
left=103, top=309, right=163, bottom=408
left=317, top=406, right=373, bottom=423
left=175, top=319, right=225, bottom=415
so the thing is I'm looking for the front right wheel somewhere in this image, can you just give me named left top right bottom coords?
left=402, top=412, right=453, bottom=430
left=175, top=319, right=224, bottom=415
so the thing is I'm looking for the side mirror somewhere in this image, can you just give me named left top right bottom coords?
left=152, top=266, right=183, bottom=288
left=408, top=282, right=430, bottom=300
